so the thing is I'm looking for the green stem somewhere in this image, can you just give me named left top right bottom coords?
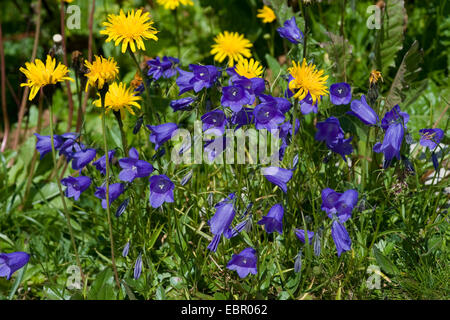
left=48, top=92, right=86, bottom=290
left=101, top=94, right=121, bottom=290
left=173, top=8, right=181, bottom=58
left=301, top=3, right=309, bottom=60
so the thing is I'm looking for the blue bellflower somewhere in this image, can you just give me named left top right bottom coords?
left=134, top=253, right=143, bottom=280
left=176, top=65, right=219, bottom=94
left=259, top=94, right=292, bottom=114
left=34, top=133, right=63, bottom=159
left=321, top=188, right=358, bottom=223
left=419, top=128, right=444, bottom=151
left=92, top=150, right=116, bottom=175
left=147, top=123, right=178, bottom=151
left=149, top=175, right=175, bottom=208
left=315, top=117, right=353, bottom=161
left=118, top=147, right=153, bottom=182
left=300, top=93, right=318, bottom=115
left=221, top=84, right=253, bottom=112
left=207, top=194, right=236, bottom=252
left=380, top=104, right=409, bottom=131
left=373, top=122, right=404, bottom=166
left=94, top=183, right=125, bottom=209
left=230, top=107, right=255, bottom=129
left=170, top=97, right=196, bottom=112
left=201, top=110, right=228, bottom=136
left=348, top=95, right=379, bottom=126
left=122, top=241, right=130, bottom=258
left=254, top=102, right=285, bottom=131
left=71, top=144, right=96, bottom=171
left=257, top=203, right=284, bottom=234
left=226, top=247, right=258, bottom=278
left=277, top=17, right=303, bottom=44
left=0, top=251, right=30, bottom=280
left=61, top=176, right=91, bottom=201
left=262, top=166, right=293, bottom=193
left=295, top=229, right=314, bottom=244
left=330, top=82, right=352, bottom=105
left=147, top=56, right=179, bottom=80
left=331, top=220, right=352, bottom=257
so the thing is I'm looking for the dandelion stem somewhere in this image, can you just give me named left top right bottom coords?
left=101, top=94, right=121, bottom=290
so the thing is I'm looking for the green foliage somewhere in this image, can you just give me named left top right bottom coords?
left=0, top=0, right=448, bottom=301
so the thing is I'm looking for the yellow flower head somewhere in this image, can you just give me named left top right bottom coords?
left=156, top=0, right=194, bottom=10
left=235, top=58, right=263, bottom=79
left=257, top=6, right=276, bottom=23
left=210, top=31, right=252, bottom=67
left=94, top=82, right=141, bottom=119
left=20, top=55, right=73, bottom=101
left=101, top=9, right=158, bottom=53
left=288, top=59, right=328, bottom=104
left=84, top=55, right=119, bottom=91
left=369, top=70, right=383, bottom=85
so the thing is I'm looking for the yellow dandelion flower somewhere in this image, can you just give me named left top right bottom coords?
left=84, top=55, right=119, bottom=91
left=235, top=58, right=263, bottom=79
left=288, top=58, right=328, bottom=104
left=156, top=0, right=194, bottom=10
left=94, top=82, right=141, bottom=119
left=210, top=31, right=252, bottom=67
left=369, top=70, right=383, bottom=85
left=20, top=55, right=73, bottom=101
left=257, top=6, right=276, bottom=24
left=101, top=9, right=158, bottom=54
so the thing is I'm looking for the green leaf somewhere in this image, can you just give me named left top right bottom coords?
left=386, top=40, right=426, bottom=109
left=324, top=32, right=352, bottom=82
left=265, top=53, right=282, bottom=85
left=148, top=223, right=165, bottom=250
left=375, top=0, right=405, bottom=75
left=87, top=268, right=117, bottom=300
left=373, top=246, right=400, bottom=275
left=8, top=264, right=27, bottom=299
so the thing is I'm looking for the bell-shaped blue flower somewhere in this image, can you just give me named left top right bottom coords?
left=373, top=122, right=404, bottom=166
left=295, top=229, right=314, bottom=244
left=254, top=103, right=285, bottom=131
left=321, top=188, right=358, bottom=223
left=331, top=220, right=351, bottom=257
left=118, top=147, right=153, bottom=182
left=61, top=176, right=91, bottom=201
left=147, top=123, right=178, bottom=151
left=94, top=183, right=125, bottom=209
left=419, top=128, right=444, bottom=151
left=257, top=203, right=284, bottom=234
left=348, top=95, right=379, bottom=126
left=330, top=82, right=352, bottom=105
left=277, top=17, right=303, bottom=44
left=201, top=110, right=228, bottom=136
left=221, top=84, right=253, bottom=113
left=149, top=175, right=175, bottom=208
left=92, top=150, right=116, bottom=175
left=207, top=194, right=236, bottom=252
left=0, top=251, right=30, bottom=280
left=226, top=247, right=258, bottom=278
left=262, top=166, right=293, bottom=193
left=34, top=133, right=63, bottom=159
